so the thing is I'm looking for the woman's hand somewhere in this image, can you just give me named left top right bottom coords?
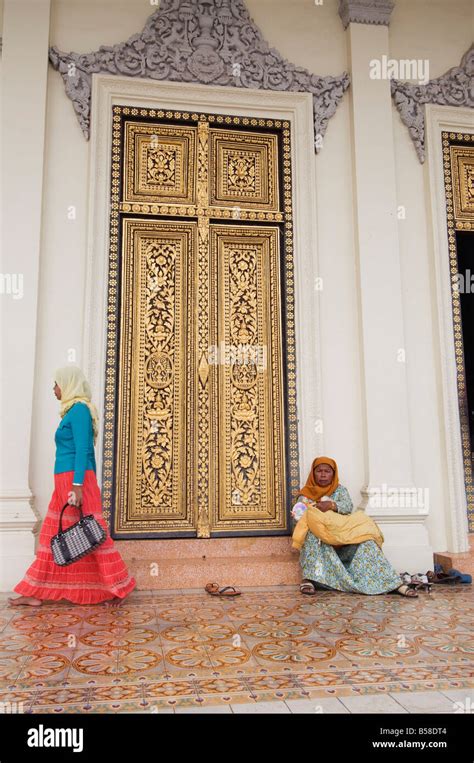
left=316, top=500, right=337, bottom=512
left=70, top=485, right=83, bottom=507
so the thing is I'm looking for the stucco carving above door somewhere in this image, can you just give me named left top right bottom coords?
left=49, top=0, right=350, bottom=150
left=391, top=45, right=474, bottom=163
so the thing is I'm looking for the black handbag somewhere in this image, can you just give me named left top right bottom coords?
left=51, top=502, right=107, bottom=566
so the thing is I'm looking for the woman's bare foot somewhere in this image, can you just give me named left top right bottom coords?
left=7, top=596, right=43, bottom=607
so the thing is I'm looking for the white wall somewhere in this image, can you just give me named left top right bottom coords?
left=389, top=0, right=474, bottom=551
left=30, top=0, right=153, bottom=527
left=28, top=0, right=472, bottom=557
left=248, top=0, right=363, bottom=502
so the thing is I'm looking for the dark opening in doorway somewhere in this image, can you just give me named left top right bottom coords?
left=456, top=230, right=474, bottom=457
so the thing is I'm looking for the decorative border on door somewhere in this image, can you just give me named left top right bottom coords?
left=442, top=131, right=474, bottom=531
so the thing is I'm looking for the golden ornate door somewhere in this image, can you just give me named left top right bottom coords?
left=103, top=106, right=299, bottom=538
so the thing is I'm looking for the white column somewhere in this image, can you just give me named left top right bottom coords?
left=342, top=6, right=433, bottom=570
left=0, top=0, right=51, bottom=591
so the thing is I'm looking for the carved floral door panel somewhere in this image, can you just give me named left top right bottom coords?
left=103, top=106, right=299, bottom=538
left=116, top=219, right=197, bottom=535
left=211, top=225, right=286, bottom=534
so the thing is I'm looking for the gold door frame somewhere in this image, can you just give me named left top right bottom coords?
left=442, top=131, right=474, bottom=531
left=102, top=106, right=299, bottom=538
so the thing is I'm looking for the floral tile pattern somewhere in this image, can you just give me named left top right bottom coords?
left=0, top=586, right=472, bottom=712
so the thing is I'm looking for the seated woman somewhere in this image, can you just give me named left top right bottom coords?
left=292, top=456, right=417, bottom=598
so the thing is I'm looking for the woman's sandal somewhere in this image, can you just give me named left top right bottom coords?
left=396, top=584, right=418, bottom=598
left=300, top=580, right=317, bottom=596
left=205, top=582, right=241, bottom=597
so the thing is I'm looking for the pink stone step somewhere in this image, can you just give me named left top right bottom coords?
left=434, top=534, right=474, bottom=578
left=117, top=536, right=301, bottom=589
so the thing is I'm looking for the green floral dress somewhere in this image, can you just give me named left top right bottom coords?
left=296, top=488, right=402, bottom=595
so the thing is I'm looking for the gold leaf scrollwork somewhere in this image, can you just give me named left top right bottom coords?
left=141, top=239, right=178, bottom=509
left=231, top=362, right=257, bottom=389
left=146, top=144, right=177, bottom=187
left=145, top=352, right=173, bottom=389
left=228, top=243, right=260, bottom=507
left=228, top=153, right=256, bottom=193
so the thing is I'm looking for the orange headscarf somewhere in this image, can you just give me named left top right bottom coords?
left=298, top=456, right=339, bottom=502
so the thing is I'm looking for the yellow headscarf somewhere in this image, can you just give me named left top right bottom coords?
left=55, top=366, right=99, bottom=444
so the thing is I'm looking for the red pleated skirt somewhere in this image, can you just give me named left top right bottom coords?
left=14, top=470, right=136, bottom=604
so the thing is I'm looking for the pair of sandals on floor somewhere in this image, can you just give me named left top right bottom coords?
left=205, top=582, right=241, bottom=597
left=300, top=579, right=418, bottom=597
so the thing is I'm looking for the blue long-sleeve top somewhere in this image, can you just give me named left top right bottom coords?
left=54, top=402, right=96, bottom=484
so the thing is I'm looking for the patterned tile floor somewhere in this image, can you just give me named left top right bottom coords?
left=0, top=585, right=472, bottom=714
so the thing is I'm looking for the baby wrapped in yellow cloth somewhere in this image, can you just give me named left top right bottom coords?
left=292, top=505, right=384, bottom=550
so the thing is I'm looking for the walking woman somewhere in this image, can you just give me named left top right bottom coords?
left=8, top=366, right=136, bottom=608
